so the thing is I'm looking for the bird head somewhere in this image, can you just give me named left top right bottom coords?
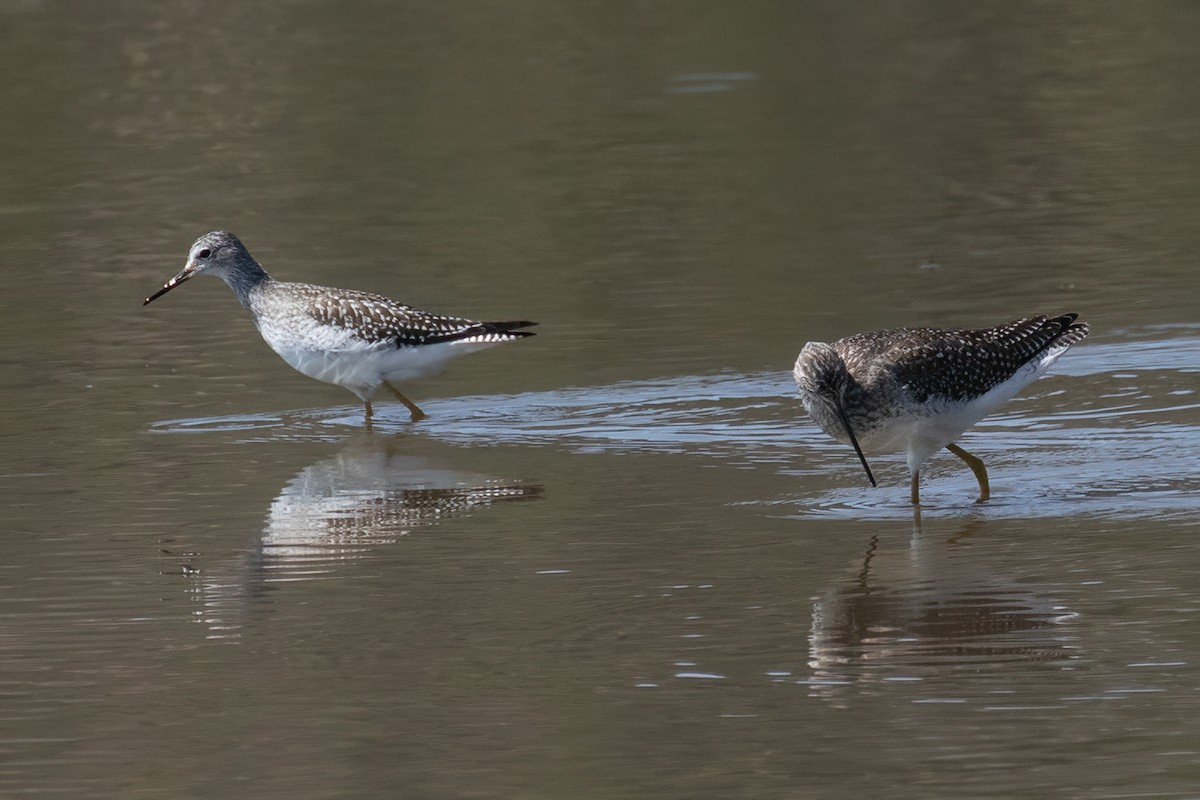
left=794, top=341, right=850, bottom=405
left=144, top=231, right=252, bottom=305
left=794, top=341, right=877, bottom=488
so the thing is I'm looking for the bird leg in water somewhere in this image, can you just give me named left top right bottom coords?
left=946, top=442, right=990, bottom=502
left=384, top=382, right=428, bottom=422
left=910, top=471, right=921, bottom=506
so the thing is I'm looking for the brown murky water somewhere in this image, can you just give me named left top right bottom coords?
left=2, top=3, right=1199, bottom=797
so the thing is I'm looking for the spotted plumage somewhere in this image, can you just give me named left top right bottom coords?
left=144, top=231, right=536, bottom=423
left=278, top=282, right=534, bottom=348
left=793, top=314, right=1089, bottom=505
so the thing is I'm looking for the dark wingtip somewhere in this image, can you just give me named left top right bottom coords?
left=1050, top=312, right=1089, bottom=344
left=1050, top=312, right=1078, bottom=332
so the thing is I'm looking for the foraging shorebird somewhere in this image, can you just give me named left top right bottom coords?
left=144, top=231, right=536, bottom=422
left=793, top=314, right=1089, bottom=504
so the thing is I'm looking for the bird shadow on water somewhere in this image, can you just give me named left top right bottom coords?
left=800, top=518, right=1085, bottom=703
left=152, top=331, right=1200, bottom=523
left=171, top=438, right=543, bottom=641
left=625, top=514, right=1088, bottom=702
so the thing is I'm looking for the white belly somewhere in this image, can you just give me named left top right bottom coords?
left=257, top=315, right=499, bottom=400
left=887, top=359, right=1047, bottom=471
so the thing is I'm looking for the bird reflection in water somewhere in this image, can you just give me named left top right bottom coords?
left=805, top=520, right=1080, bottom=698
left=181, top=443, right=543, bottom=639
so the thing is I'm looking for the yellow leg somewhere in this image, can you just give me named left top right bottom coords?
left=946, top=442, right=990, bottom=502
left=383, top=381, right=428, bottom=422
left=910, top=471, right=921, bottom=506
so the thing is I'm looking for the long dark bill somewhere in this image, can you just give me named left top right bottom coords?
left=144, top=268, right=193, bottom=305
left=834, top=397, right=876, bottom=488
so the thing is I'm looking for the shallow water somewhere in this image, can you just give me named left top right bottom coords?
left=4, top=2, right=1200, bottom=798
left=157, top=331, right=1200, bottom=522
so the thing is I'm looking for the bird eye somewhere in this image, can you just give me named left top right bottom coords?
left=197, top=248, right=211, bottom=259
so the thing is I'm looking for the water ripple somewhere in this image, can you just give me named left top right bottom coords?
left=151, top=333, right=1200, bottom=521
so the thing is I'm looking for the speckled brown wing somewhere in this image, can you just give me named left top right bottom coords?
left=286, top=283, right=536, bottom=347
left=846, top=314, right=1086, bottom=403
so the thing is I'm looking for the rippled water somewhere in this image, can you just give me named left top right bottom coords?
left=156, top=330, right=1200, bottom=522
left=5, top=2, right=1200, bottom=798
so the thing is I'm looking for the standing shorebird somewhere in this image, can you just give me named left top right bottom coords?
left=793, top=314, right=1089, bottom=505
left=144, top=231, right=537, bottom=423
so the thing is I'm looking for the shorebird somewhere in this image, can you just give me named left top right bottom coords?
left=144, top=231, right=536, bottom=423
left=793, top=313, right=1089, bottom=504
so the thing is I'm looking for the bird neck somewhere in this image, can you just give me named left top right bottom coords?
left=219, top=259, right=272, bottom=310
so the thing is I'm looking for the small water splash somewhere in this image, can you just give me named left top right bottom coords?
left=152, top=414, right=286, bottom=434
left=148, top=410, right=344, bottom=442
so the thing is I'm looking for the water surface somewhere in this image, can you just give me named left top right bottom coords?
left=3, top=2, right=1200, bottom=798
